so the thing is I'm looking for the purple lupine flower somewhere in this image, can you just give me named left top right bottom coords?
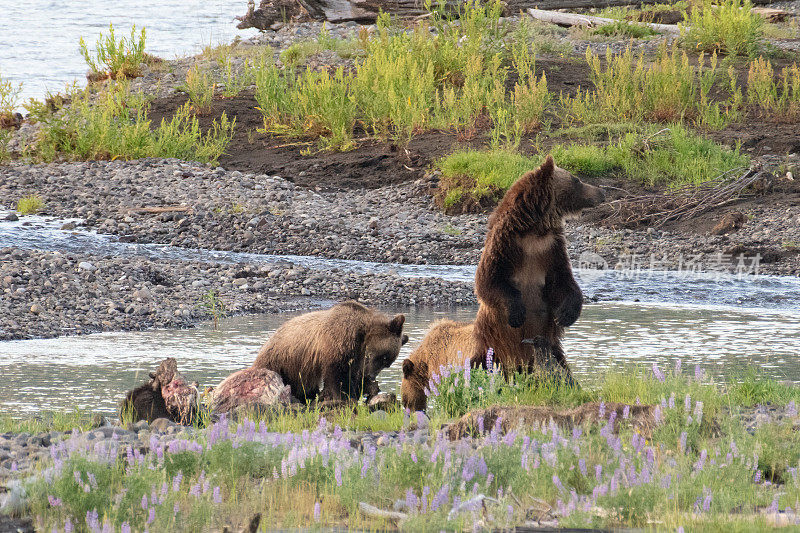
left=486, top=348, right=494, bottom=370
left=685, top=394, right=691, bottom=412
left=660, top=475, right=672, bottom=489
left=694, top=401, right=704, bottom=423
left=64, top=518, right=74, bottom=533
left=189, top=483, right=201, bottom=497
left=768, top=496, right=780, bottom=514
left=695, top=365, right=704, bottom=381
left=121, top=522, right=131, bottom=533
left=48, top=495, right=63, bottom=507
left=679, top=432, right=688, bottom=453
left=599, top=402, right=606, bottom=419
left=595, top=464, right=602, bottom=482
left=213, top=486, right=222, bottom=504
left=669, top=393, right=676, bottom=409
left=335, top=464, right=343, bottom=487
left=654, top=405, right=662, bottom=423
left=623, top=405, right=630, bottom=419
left=787, top=401, right=797, bottom=417
left=675, top=359, right=682, bottom=374
left=141, top=494, right=148, bottom=510
left=314, top=501, right=321, bottom=521
left=552, top=474, right=565, bottom=493
left=652, top=363, right=665, bottom=382
left=486, top=473, right=494, bottom=487
left=477, top=416, right=484, bottom=434
left=694, top=449, right=708, bottom=471
left=147, top=508, right=155, bottom=525
left=85, top=510, right=100, bottom=531
left=172, top=472, right=183, bottom=492
left=702, top=493, right=712, bottom=512
left=406, top=488, right=419, bottom=511
left=661, top=397, right=668, bottom=409
left=677, top=527, right=685, bottom=533
left=754, top=470, right=762, bottom=483
left=463, top=355, right=471, bottom=386
left=579, top=459, right=587, bottom=476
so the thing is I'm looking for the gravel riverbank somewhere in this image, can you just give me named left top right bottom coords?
left=2, top=159, right=799, bottom=276
left=0, top=246, right=474, bottom=341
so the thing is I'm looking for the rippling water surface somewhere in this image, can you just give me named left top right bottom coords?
left=2, top=303, right=800, bottom=415
left=0, top=0, right=256, bottom=104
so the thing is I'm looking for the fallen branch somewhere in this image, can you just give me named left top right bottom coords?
left=447, top=494, right=499, bottom=520
left=600, top=163, right=770, bottom=228
left=357, top=502, right=408, bottom=521
left=527, top=7, right=682, bottom=33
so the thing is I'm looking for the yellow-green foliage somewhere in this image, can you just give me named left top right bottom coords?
left=681, top=0, right=764, bottom=56
left=562, top=44, right=738, bottom=130
left=16, top=195, right=45, bottom=215
left=79, top=24, right=147, bottom=79
left=747, top=57, right=800, bottom=117
left=253, top=0, right=547, bottom=150
left=182, top=65, right=216, bottom=114
left=0, top=69, right=22, bottom=117
left=37, top=82, right=234, bottom=164
left=437, top=124, right=748, bottom=207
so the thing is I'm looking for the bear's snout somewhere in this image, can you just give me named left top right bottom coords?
left=585, top=184, right=605, bottom=207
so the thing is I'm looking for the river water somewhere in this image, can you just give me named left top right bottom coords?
left=0, top=0, right=256, bottom=105
left=2, top=214, right=800, bottom=415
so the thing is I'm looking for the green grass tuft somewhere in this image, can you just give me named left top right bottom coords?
left=16, top=195, right=45, bottom=214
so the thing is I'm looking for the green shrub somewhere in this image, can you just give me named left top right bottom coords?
left=17, top=195, right=45, bottom=214
left=562, top=44, right=737, bottom=129
left=79, top=23, right=147, bottom=79
left=181, top=65, right=216, bottom=114
left=681, top=0, right=764, bottom=56
left=591, top=20, right=659, bottom=39
left=37, top=82, right=234, bottom=164
left=747, top=57, right=800, bottom=118
left=0, top=69, right=22, bottom=118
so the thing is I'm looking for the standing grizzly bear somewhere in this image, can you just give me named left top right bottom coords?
left=253, top=301, right=408, bottom=403
left=401, top=155, right=604, bottom=410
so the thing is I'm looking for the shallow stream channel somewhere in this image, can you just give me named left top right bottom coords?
left=2, top=215, right=800, bottom=415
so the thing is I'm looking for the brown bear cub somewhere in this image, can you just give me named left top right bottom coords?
left=252, top=301, right=408, bottom=403
left=401, top=155, right=604, bottom=410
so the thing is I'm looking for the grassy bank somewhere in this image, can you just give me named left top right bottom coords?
left=3, top=1, right=798, bottom=181
left=11, top=367, right=800, bottom=531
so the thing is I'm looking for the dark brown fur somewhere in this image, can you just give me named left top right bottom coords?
left=401, top=156, right=604, bottom=410
left=472, top=155, right=604, bottom=379
left=252, top=301, right=408, bottom=402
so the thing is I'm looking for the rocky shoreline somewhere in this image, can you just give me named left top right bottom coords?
left=0, top=246, right=475, bottom=341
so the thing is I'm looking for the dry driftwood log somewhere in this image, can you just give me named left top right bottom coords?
left=527, top=7, right=682, bottom=32
left=237, top=0, right=785, bottom=28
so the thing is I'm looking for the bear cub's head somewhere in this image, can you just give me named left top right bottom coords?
left=546, top=155, right=606, bottom=215
left=363, top=313, right=408, bottom=380
left=401, top=359, right=430, bottom=412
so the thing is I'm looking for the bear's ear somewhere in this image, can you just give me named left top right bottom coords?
left=389, top=314, right=405, bottom=335
left=402, top=359, right=415, bottom=378
left=535, top=155, right=555, bottom=184
left=401, top=334, right=409, bottom=345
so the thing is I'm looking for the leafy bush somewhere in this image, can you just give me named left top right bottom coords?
left=182, top=66, right=215, bottom=114
left=747, top=57, right=800, bottom=118
left=591, top=20, right=659, bottom=39
left=36, top=82, right=234, bottom=164
left=562, top=44, right=738, bottom=129
left=0, top=69, right=22, bottom=120
left=16, top=195, right=45, bottom=214
left=681, top=0, right=764, bottom=56
left=79, top=24, right=147, bottom=79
